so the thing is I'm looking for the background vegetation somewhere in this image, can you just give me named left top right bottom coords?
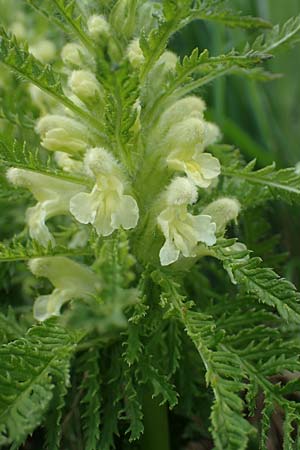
left=0, top=1, right=300, bottom=449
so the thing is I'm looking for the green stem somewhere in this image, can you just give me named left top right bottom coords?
left=141, top=390, right=170, bottom=450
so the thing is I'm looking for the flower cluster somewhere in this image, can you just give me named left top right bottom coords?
left=6, top=17, right=240, bottom=320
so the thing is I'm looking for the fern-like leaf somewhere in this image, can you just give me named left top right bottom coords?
left=252, top=14, right=300, bottom=54
left=154, top=273, right=255, bottom=450
left=123, top=369, right=144, bottom=442
left=215, top=242, right=300, bottom=323
left=0, top=238, right=92, bottom=262
left=190, top=1, right=271, bottom=30
left=78, top=348, right=101, bottom=450
left=0, top=135, right=90, bottom=186
left=43, top=362, right=70, bottom=450
left=0, top=309, right=25, bottom=345
left=0, top=321, right=77, bottom=447
left=143, top=48, right=271, bottom=126
left=139, top=0, right=271, bottom=83
left=223, top=161, right=300, bottom=205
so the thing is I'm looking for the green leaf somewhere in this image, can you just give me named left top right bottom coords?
left=43, top=363, right=70, bottom=450
left=154, top=274, right=254, bottom=450
left=143, top=48, right=270, bottom=126
left=0, top=309, right=25, bottom=345
left=0, top=321, right=77, bottom=447
left=190, top=1, right=272, bottom=30
left=0, top=237, right=92, bottom=263
left=139, top=0, right=271, bottom=83
left=215, top=243, right=300, bottom=323
left=223, top=161, right=300, bottom=205
left=0, top=135, right=89, bottom=186
left=184, top=313, right=254, bottom=450
left=123, top=370, right=144, bottom=442
left=140, top=360, right=178, bottom=408
left=139, top=0, right=191, bottom=82
left=78, top=348, right=101, bottom=450
left=252, top=15, right=300, bottom=54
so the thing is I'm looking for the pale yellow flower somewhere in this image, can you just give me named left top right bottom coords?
left=70, top=148, right=139, bottom=236
left=7, top=168, right=85, bottom=246
left=29, top=257, right=101, bottom=321
left=157, top=178, right=216, bottom=266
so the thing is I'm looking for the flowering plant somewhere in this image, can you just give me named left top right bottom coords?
left=1, top=1, right=300, bottom=449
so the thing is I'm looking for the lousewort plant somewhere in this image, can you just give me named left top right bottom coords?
left=1, top=1, right=300, bottom=449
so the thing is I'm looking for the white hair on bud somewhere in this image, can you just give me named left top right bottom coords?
left=84, top=147, right=119, bottom=177
left=165, top=117, right=206, bottom=150
left=202, top=198, right=240, bottom=232
left=88, top=14, right=110, bottom=39
left=61, top=43, right=85, bottom=66
left=69, top=70, right=101, bottom=101
left=127, top=39, right=144, bottom=68
left=204, top=122, right=222, bottom=147
left=159, top=96, right=206, bottom=133
left=157, top=51, right=178, bottom=71
left=30, top=40, right=56, bottom=63
left=6, top=168, right=29, bottom=187
left=166, top=177, right=198, bottom=206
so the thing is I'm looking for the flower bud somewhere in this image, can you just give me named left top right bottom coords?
left=69, top=70, right=102, bottom=103
left=84, top=147, right=120, bottom=178
left=87, top=14, right=110, bottom=40
left=165, top=117, right=206, bottom=151
left=204, top=122, right=221, bottom=147
left=30, top=40, right=56, bottom=63
left=28, top=85, right=57, bottom=113
left=61, top=43, right=86, bottom=67
left=10, top=21, right=26, bottom=40
left=159, top=96, right=206, bottom=134
left=157, top=51, right=177, bottom=72
left=147, top=51, right=177, bottom=94
left=36, top=115, right=89, bottom=154
left=127, top=38, right=144, bottom=68
left=166, top=177, right=198, bottom=206
left=202, top=198, right=240, bottom=232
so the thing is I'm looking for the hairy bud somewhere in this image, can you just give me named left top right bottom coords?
left=202, top=198, right=240, bottom=232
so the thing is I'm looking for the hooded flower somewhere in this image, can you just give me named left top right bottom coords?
left=165, top=116, right=221, bottom=187
left=29, top=256, right=101, bottom=321
left=35, top=115, right=90, bottom=154
left=167, top=150, right=221, bottom=188
left=7, top=168, right=85, bottom=246
left=157, top=177, right=217, bottom=266
left=70, top=148, right=139, bottom=236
